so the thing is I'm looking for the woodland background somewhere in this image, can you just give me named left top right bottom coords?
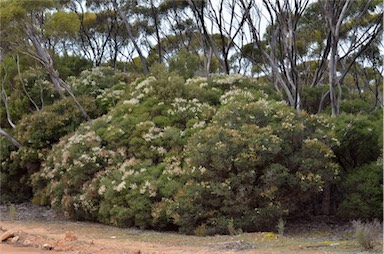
left=0, top=0, right=382, bottom=235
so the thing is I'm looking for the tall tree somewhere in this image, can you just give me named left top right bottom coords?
left=320, top=0, right=351, bottom=117
left=0, top=0, right=90, bottom=120
left=319, top=0, right=383, bottom=116
left=112, top=0, right=149, bottom=75
left=240, top=0, right=309, bottom=110
left=187, top=0, right=231, bottom=74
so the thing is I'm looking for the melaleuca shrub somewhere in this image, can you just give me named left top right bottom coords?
left=31, top=74, right=219, bottom=228
left=162, top=96, right=339, bottom=235
left=69, top=67, right=124, bottom=96
left=16, top=67, right=62, bottom=107
left=337, top=156, right=383, bottom=220
left=0, top=67, right=62, bottom=128
left=184, top=77, right=221, bottom=105
left=209, top=74, right=245, bottom=91
left=0, top=138, right=36, bottom=203
left=332, top=113, right=382, bottom=169
left=0, top=96, right=100, bottom=203
left=54, top=55, right=92, bottom=79
left=33, top=74, right=339, bottom=234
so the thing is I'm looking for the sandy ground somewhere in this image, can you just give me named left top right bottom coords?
left=0, top=220, right=341, bottom=254
left=0, top=203, right=382, bottom=254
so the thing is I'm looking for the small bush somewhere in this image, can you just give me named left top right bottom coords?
left=276, top=218, right=285, bottom=236
left=352, top=219, right=382, bottom=250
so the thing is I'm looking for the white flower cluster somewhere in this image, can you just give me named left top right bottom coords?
left=254, top=98, right=273, bottom=116
left=135, top=76, right=156, bottom=94
left=96, top=86, right=125, bottom=104
left=219, top=88, right=255, bottom=105
left=118, top=158, right=138, bottom=181
left=185, top=76, right=208, bottom=86
left=167, top=98, right=214, bottom=120
left=123, top=98, right=140, bottom=105
left=150, top=145, right=167, bottom=155
left=190, top=165, right=207, bottom=175
left=39, top=130, right=120, bottom=181
left=114, top=181, right=126, bottom=192
left=192, top=121, right=206, bottom=129
left=70, top=67, right=113, bottom=89
left=140, top=121, right=165, bottom=142
left=163, top=156, right=184, bottom=177
left=139, top=180, right=157, bottom=197
left=303, top=138, right=335, bottom=158
left=214, top=74, right=243, bottom=85
left=296, top=172, right=323, bottom=190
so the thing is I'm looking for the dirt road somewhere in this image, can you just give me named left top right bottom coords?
left=0, top=220, right=381, bottom=254
left=0, top=203, right=382, bottom=254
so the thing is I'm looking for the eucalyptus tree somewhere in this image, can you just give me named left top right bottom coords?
left=240, top=0, right=383, bottom=115
left=0, top=0, right=90, bottom=120
left=111, top=0, right=149, bottom=75
left=68, top=0, right=125, bottom=67
left=240, top=0, right=309, bottom=110
left=187, top=0, right=249, bottom=74
left=318, top=0, right=383, bottom=116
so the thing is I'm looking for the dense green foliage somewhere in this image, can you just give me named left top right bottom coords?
left=0, top=67, right=135, bottom=203
left=0, top=61, right=382, bottom=234
left=19, top=70, right=379, bottom=235
left=0, top=96, right=101, bottom=203
left=331, top=113, right=383, bottom=220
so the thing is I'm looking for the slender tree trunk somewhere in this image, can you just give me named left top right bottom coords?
left=187, top=0, right=229, bottom=74
left=322, top=0, right=351, bottom=117
left=26, top=26, right=90, bottom=120
left=1, top=66, right=16, bottom=128
left=321, top=182, right=331, bottom=215
left=113, top=1, right=149, bottom=76
left=329, top=37, right=338, bottom=117
left=0, top=128, right=22, bottom=148
left=150, top=0, right=162, bottom=63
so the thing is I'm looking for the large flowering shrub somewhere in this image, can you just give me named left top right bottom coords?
left=32, top=72, right=341, bottom=234
left=32, top=71, right=218, bottom=228
left=0, top=96, right=100, bottom=203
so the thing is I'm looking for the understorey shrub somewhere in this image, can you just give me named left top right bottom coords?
left=338, top=156, right=383, bottom=220
left=31, top=73, right=341, bottom=235
left=332, top=113, right=382, bottom=169
left=0, top=139, right=35, bottom=203
left=68, top=67, right=138, bottom=114
left=0, top=66, right=61, bottom=128
left=31, top=72, right=219, bottom=228
left=332, top=113, right=383, bottom=220
left=0, top=96, right=100, bottom=204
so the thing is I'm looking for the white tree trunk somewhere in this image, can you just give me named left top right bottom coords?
left=0, top=128, right=22, bottom=148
